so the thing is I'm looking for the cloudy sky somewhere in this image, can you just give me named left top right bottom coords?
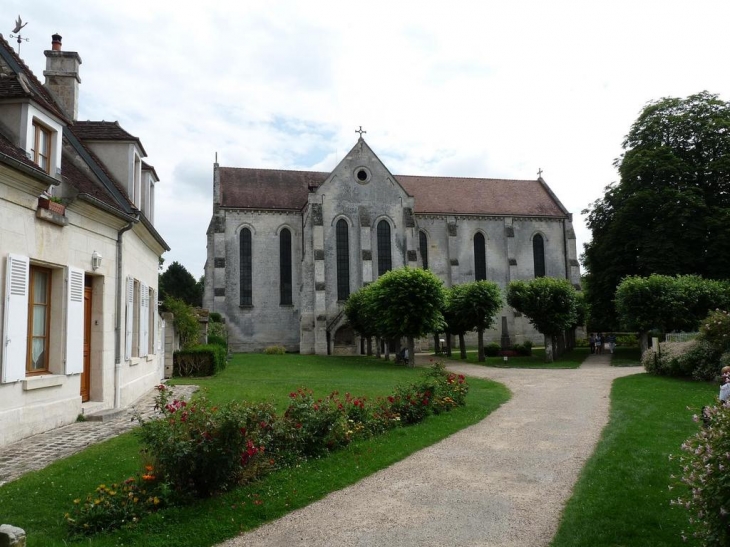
left=7, top=0, right=730, bottom=278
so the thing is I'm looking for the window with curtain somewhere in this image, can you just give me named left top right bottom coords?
left=280, top=228, right=292, bottom=305
left=533, top=234, right=546, bottom=277
left=336, top=219, right=350, bottom=300
left=377, top=220, right=392, bottom=276
left=27, top=266, right=51, bottom=373
left=474, top=233, right=486, bottom=281
left=240, top=228, right=252, bottom=306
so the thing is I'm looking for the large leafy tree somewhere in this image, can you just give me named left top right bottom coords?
left=366, top=268, right=446, bottom=366
left=447, top=281, right=502, bottom=362
left=159, top=261, right=203, bottom=307
left=507, top=278, right=579, bottom=362
left=442, top=284, right=475, bottom=359
left=583, top=91, right=730, bottom=330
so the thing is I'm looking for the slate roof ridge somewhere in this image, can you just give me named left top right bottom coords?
left=395, top=173, right=539, bottom=184
left=72, top=120, right=147, bottom=156
left=0, top=33, right=70, bottom=122
left=219, top=165, right=330, bottom=176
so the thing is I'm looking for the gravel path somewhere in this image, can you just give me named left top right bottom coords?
left=218, top=354, right=641, bottom=547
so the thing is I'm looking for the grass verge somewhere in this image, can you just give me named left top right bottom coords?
left=550, top=374, right=715, bottom=547
left=0, top=354, right=509, bottom=547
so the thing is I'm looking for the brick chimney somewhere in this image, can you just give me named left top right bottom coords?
left=43, top=34, right=82, bottom=120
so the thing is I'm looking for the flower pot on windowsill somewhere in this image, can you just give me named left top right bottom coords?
left=38, top=197, right=66, bottom=215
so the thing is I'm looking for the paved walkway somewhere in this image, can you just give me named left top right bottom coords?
left=218, top=353, right=642, bottom=547
left=0, top=384, right=197, bottom=487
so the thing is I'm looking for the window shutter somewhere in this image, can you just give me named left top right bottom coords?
left=2, top=254, right=29, bottom=382
left=140, top=282, right=148, bottom=357
left=65, top=267, right=84, bottom=374
left=125, top=276, right=134, bottom=360
left=152, top=289, right=159, bottom=353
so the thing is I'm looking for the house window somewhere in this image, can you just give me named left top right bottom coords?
left=336, top=219, right=350, bottom=300
left=533, top=234, right=546, bottom=278
left=419, top=230, right=429, bottom=270
left=27, top=266, right=51, bottom=374
left=280, top=228, right=292, bottom=305
left=377, top=220, right=392, bottom=276
left=474, top=233, right=487, bottom=281
left=240, top=228, right=252, bottom=306
left=31, top=122, right=51, bottom=174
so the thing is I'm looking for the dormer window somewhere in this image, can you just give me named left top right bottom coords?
left=31, top=121, right=52, bottom=173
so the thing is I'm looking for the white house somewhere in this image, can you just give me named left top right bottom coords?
left=0, top=34, right=169, bottom=446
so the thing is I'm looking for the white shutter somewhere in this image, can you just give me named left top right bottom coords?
left=139, top=282, right=148, bottom=357
left=152, top=289, right=159, bottom=353
left=2, top=254, right=29, bottom=383
left=125, top=276, right=134, bottom=360
left=65, top=267, right=84, bottom=374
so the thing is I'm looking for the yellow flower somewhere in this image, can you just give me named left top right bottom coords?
left=94, top=499, right=101, bottom=505
left=73, top=498, right=80, bottom=504
left=153, top=496, right=160, bottom=505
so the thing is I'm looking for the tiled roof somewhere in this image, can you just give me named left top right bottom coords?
left=219, top=167, right=328, bottom=210
left=218, top=167, right=568, bottom=218
left=397, top=175, right=567, bottom=217
left=0, top=132, right=44, bottom=172
left=60, top=154, right=121, bottom=210
left=0, top=34, right=70, bottom=122
left=72, top=121, right=147, bottom=156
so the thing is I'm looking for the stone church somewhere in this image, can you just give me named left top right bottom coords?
left=203, top=136, right=581, bottom=354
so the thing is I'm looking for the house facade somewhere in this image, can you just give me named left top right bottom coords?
left=0, top=34, right=169, bottom=446
left=204, top=138, right=581, bottom=354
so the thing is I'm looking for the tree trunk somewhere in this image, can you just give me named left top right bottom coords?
left=375, top=337, right=382, bottom=359
left=384, top=339, right=390, bottom=362
left=459, top=333, right=466, bottom=359
left=446, top=334, right=452, bottom=357
left=366, top=337, right=372, bottom=356
left=408, top=336, right=416, bottom=368
left=544, top=334, right=554, bottom=362
left=433, top=333, right=440, bottom=355
left=477, top=328, right=485, bottom=362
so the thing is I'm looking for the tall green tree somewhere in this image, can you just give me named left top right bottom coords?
left=583, top=91, right=730, bottom=330
left=443, top=284, right=475, bottom=359
left=159, top=261, right=203, bottom=307
left=507, top=278, right=579, bottom=362
left=448, top=281, right=502, bottom=362
left=366, top=268, right=446, bottom=366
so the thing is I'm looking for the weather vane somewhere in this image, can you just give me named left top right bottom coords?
left=10, top=15, right=29, bottom=55
left=355, top=126, right=366, bottom=138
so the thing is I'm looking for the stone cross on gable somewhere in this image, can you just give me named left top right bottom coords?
left=355, top=126, right=366, bottom=138
left=537, top=168, right=543, bottom=177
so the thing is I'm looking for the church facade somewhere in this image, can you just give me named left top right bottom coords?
left=203, top=138, right=580, bottom=354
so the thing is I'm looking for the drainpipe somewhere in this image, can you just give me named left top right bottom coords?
left=114, top=215, right=139, bottom=408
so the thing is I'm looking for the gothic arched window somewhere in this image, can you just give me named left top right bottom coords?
left=533, top=234, right=546, bottom=278
left=336, top=219, right=350, bottom=301
left=419, top=230, right=429, bottom=270
left=377, top=220, right=392, bottom=276
left=474, top=232, right=487, bottom=281
left=240, top=228, right=252, bottom=306
left=280, top=228, right=292, bottom=305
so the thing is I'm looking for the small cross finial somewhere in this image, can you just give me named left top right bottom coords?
left=537, top=168, right=543, bottom=178
left=355, top=126, right=366, bottom=138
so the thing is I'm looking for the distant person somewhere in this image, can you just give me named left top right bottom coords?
left=608, top=334, right=617, bottom=354
left=720, top=366, right=730, bottom=402
left=596, top=333, right=603, bottom=355
left=589, top=333, right=596, bottom=354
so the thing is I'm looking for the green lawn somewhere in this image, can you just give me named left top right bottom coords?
left=551, top=374, right=715, bottom=547
left=611, top=345, right=643, bottom=366
left=440, top=346, right=590, bottom=368
left=0, top=354, right=509, bottom=547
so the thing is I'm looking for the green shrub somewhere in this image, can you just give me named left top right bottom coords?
left=163, top=298, right=199, bottom=349
left=209, top=312, right=223, bottom=323
left=642, top=340, right=721, bottom=379
left=485, top=342, right=501, bottom=357
left=66, top=471, right=168, bottom=537
left=512, top=340, right=532, bottom=356
left=208, top=319, right=227, bottom=342
left=136, top=386, right=269, bottom=498
left=207, top=334, right=227, bottom=349
left=684, top=340, right=723, bottom=381
left=173, top=344, right=226, bottom=377
left=575, top=338, right=589, bottom=347
left=700, top=309, right=730, bottom=352
left=616, top=333, right=638, bottom=347
left=675, top=402, right=730, bottom=545
left=264, top=345, right=286, bottom=355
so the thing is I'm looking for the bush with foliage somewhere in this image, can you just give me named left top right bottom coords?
left=162, top=297, right=200, bottom=349
left=136, top=386, right=268, bottom=498
left=66, top=469, right=168, bottom=536
left=641, top=340, right=722, bottom=380
left=484, top=342, right=501, bottom=357
left=616, top=333, right=638, bottom=347
left=674, top=402, right=730, bottom=545
left=685, top=340, right=724, bottom=382
left=700, top=309, right=730, bottom=352
left=173, top=344, right=226, bottom=377
left=264, top=345, right=286, bottom=355
left=208, top=334, right=227, bottom=349
left=512, top=341, right=533, bottom=356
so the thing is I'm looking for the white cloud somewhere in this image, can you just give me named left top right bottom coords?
left=9, top=0, right=730, bottom=276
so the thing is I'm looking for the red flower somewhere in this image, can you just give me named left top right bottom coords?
left=295, top=423, right=302, bottom=429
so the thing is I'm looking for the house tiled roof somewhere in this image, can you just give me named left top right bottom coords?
left=218, top=167, right=568, bottom=218
left=72, top=121, right=147, bottom=156
left=0, top=34, right=70, bottom=122
left=60, top=154, right=121, bottom=210
left=0, top=132, right=45, bottom=172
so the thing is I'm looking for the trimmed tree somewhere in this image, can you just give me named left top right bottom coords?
left=507, top=278, right=579, bottom=362
left=443, top=284, right=475, bottom=359
left=344, top=284, right=377, bottom=356
left=367, top=268, right=446, bottom=366
left=448, top=281, right=503, bottom=362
